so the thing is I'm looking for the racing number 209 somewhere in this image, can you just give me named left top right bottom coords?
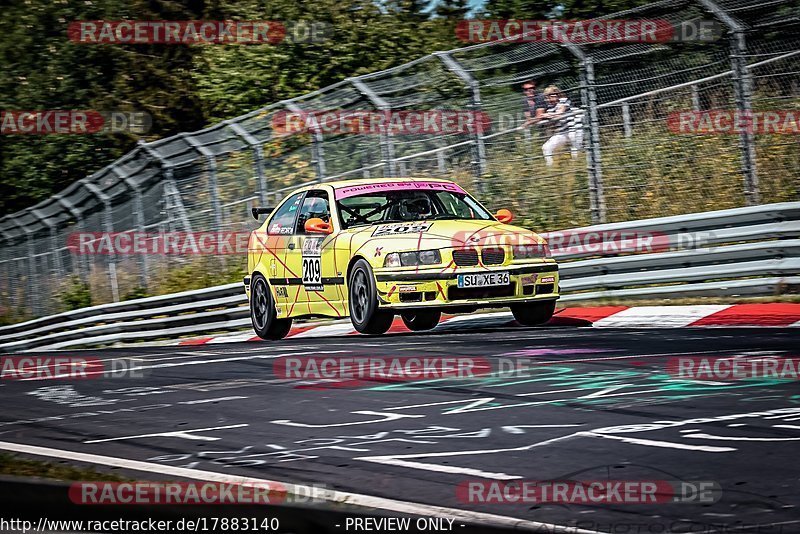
left=302, top=257, right=321, bottom=285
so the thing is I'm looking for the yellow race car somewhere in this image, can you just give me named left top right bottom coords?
left=245, top=178, right=559, bottom=339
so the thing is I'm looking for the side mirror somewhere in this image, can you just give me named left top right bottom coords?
left=304, top=217, right=333, bottom=235
left=495, top=208, right=514, bottom=224
left=251, top=206, right=273, bottom=220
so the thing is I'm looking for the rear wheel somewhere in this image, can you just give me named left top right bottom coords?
left=401, top=310, right=441, bottom=331
left=510, top=300, right=556, bottom=326
left=250, top=274, right=293, bottom=340
left=348, top=259, right=393, bottom=335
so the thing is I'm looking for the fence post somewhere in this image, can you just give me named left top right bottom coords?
left=695, top=0, right=759, bottom=205
left=10, top=219, right=38, bottom=315
left=565, top=42, right=607, bottom=224
left=82, top=180, right=120, bottom=303
left=730, top=31, right=759, bottom=205
left=227, top=122, right=269, bottom=204
left=54, top=193, right=86, bottom=282
left=621, top=103, right=632, bottom=138
left=435, top=51, right=487, bottom=193
left=184, top=136, right=223, bottom=230
left=691, top=84, right=701, bottom=111
left=350, top=77, right=397, bottom=178
left=111, top=164, right=149, bottom=290
left=283, top=102, right=327, bottom=182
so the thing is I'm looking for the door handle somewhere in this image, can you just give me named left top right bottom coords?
left=288, top=243, right=296, bottom=250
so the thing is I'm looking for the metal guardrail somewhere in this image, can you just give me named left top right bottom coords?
left=1, top=202, right=798, bottom=352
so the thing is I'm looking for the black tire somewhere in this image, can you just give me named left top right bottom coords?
left=348, top=259, right=394, bottom=335
left=510, top=300, right=556, bottom=326
left=250, top=274, right=293, bottom=340
left=401, top=310, right=441, bottom=331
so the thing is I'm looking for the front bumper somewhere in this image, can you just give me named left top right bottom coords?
left=374, top=262, right=559, bottom=310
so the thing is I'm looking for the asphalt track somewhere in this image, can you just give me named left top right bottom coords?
left=1, top=323, right=799, bottom=533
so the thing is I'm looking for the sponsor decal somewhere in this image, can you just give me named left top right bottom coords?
left=539, top=276, right=556, bottom=283
left=302, top=237, right=324, bottom=291
left=372, top=222, right=433, bottom=237
left=398, top=285, right=418, bottom=293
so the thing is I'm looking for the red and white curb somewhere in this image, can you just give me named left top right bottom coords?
left=176, top=303, right=800, bottom=346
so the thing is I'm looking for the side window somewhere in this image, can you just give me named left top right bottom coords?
left=267, top=192, right=305, bottom=235
left=295, top=190, right=332, bottom=234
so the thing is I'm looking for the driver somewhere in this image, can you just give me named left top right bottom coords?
left=397, top=194, right=433, bottom=221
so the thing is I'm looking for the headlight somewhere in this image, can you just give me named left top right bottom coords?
left=513, top=243, right=551, bottom=259
left=384, top=253, right=401, bottom=268
left=384, top=249, right=441, bottom=267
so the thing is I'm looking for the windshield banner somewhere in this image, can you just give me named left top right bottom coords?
left=335, top=181, right=466, bottom=200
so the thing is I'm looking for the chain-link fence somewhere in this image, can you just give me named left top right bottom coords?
left=2, top=0, right=799, bottom=320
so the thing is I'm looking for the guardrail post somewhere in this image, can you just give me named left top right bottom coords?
left=350, top=78, right=397, bottom=178
left=695, top=0, right=759, bottom=205
left=82, top=181, right=120, bottom=303
left=435, top=52, right=487, bottom=193
left=227, top=122, right=269, bottom=204
left=282, top=102, right=327, bottom=183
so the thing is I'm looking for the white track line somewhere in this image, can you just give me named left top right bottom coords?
left=0, top=440, right=600, bottom=534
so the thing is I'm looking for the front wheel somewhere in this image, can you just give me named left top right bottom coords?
left=348, top=259, right=393, bottom=335
left=510, top=300, right=556, bottom=326
left=401, top=310, right=441, bottom=331
left=250, top=274, right=293, bottom=340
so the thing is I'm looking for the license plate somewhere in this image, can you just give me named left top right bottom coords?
left=457, top=272, right=510, bottom=288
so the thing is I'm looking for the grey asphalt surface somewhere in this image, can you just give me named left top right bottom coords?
left=1, top=324, right=800, bottom=533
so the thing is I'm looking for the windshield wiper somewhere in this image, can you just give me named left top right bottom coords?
left=429, top=214, right=463, bottom=220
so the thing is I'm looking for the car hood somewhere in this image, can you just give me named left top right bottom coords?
left=340, top=219, right=546, bottom=252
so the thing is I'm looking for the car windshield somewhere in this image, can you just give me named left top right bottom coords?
left=337, top=189, right=492, bottom=229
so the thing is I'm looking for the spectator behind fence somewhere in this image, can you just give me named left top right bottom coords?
left=541, top=85, right=584, bottom=166
left=522, top=80, right=547, bottom=125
